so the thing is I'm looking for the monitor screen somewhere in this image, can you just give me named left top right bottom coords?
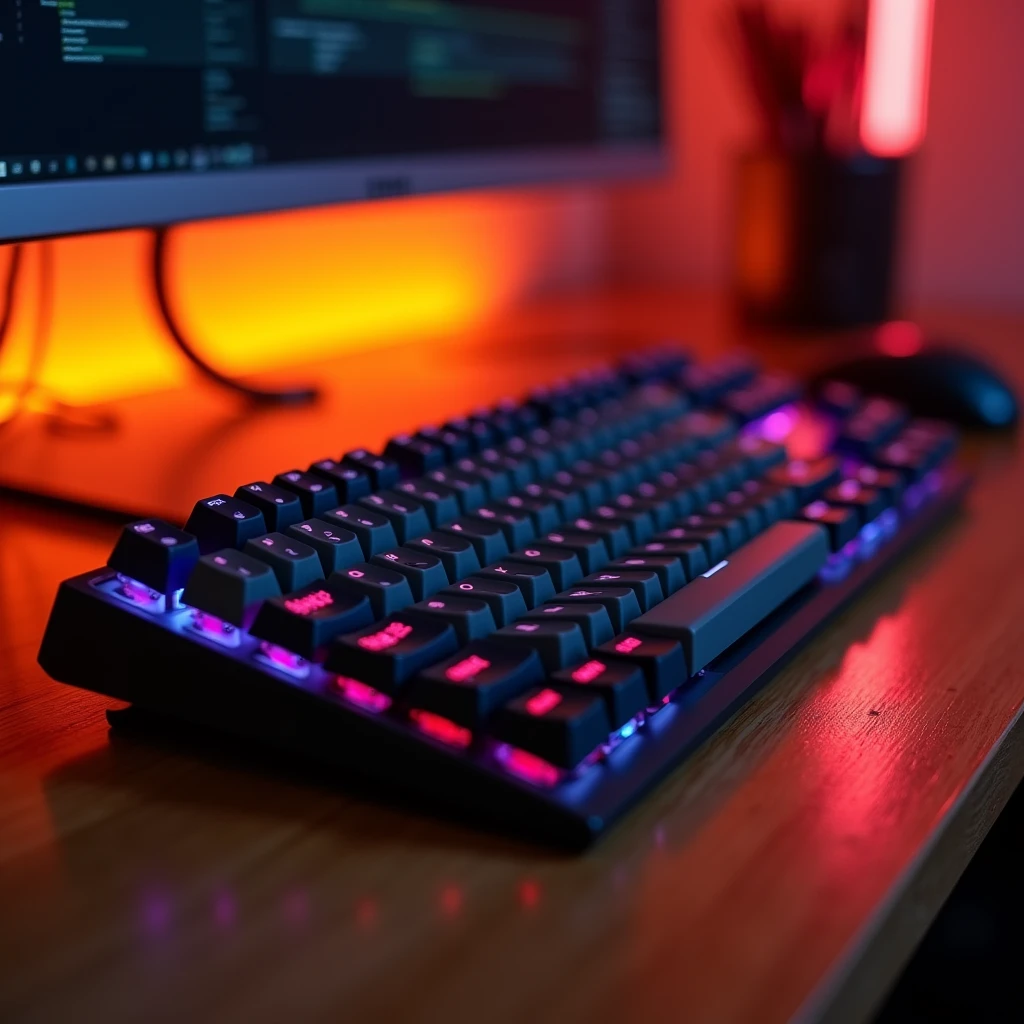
left=0, top=0, right=665, bottom=241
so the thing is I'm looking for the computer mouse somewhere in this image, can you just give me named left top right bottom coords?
left=818, top=325, right=1019, bottom=430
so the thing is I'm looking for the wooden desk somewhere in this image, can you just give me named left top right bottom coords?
left=2, top=295, right=1023, bottom=1024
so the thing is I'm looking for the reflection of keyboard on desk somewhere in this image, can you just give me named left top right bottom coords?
left=38, top=347, right=969, bottom=847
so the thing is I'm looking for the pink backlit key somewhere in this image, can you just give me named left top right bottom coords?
left=410, top=640, right=545, bottom=727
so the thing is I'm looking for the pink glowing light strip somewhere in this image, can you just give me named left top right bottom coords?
left=861, top=0, right=935, bottom=157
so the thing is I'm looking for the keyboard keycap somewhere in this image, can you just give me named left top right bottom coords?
left=552, top=659, right=649, bottom=729
left=249, top=582, right=374, bottom=659
left=492, top=620, right=589, bottom=672
left=454, top=456, right=511, bottom=501
left=492, top=687, right=610, bottom=769
left=394, top=480, right=461, bottom=527
left=329, top=563, right=415, bottom=617
left=581, top=569, right=664, bottom=612
left=440, top=577, right=528, bottom=628
left=181, top=549, right=281, bottom=627
left=371, top=547, right=449, bottom=600
left=496, top=495, right=560, bottom=535
left=525, top=482, right=585, bottom=521
left=405, top=596, right=497, bottom=644
left=823, top=481, right=889, bottom=524
left=358, top=492, right=432, bottom=544
left=633, top=521, right=830, bottom=674
left=411, top=641, right=545, bottom=728
left=329, top=617, right=458, bottom=694
left=272, top=471, right=337, bottom=519
left=323, top=505, right=398, bottom=558
left=417, top=425, right=473, bottom=462
left=608, top=554, right=686, bottom=595
left=631, top=538, right=709, bottom=579
left=475, top=563, right=556, bottom=608
left=767, top=457, right=841, bottom=503
left=107, top=519, right=200, bottom=595
left=438, top=518, right=510, bottom=564
left=590, top=504, right=655, bottom=545
left=594, top=633, right=688, bottom=701
left=505, top=545, right=583, bottom=590
left=286, top=519, right=364, bottom=576
left=551, top=586, right=642, bottom=632
left=235, top=482, right=305, bottom=533
left=522, top=602, right=614, bottom=648
left=852, top=465, right=905, bottom=506
left=306, top=461, right=373, bottom=504
left=540, top=530, right=609, bottom=574
left=385, top=435, right=447, bottom=476
left=799, top=501, right=860, bottom=551
left=185, top=495, right=267, bottom=554
left=342, top=449, right=400, bottom=490
left=424, top=468, right=487, bottom=513
left=564, top=516, right=632, bottom=558
left=470, top=506, right=535, bottom=549
left=406, top=532, right=481, bottom=581
left=245, top=533, right=324, bottom=592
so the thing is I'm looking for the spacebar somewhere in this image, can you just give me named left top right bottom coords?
left=632, top=521, right=830, bottom=674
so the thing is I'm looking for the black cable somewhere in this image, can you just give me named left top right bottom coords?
left=151, top=225, right=320, bottom=406
left=0, top=244, right=24, bottom=357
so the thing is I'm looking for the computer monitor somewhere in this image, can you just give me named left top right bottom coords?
left=0, top=1, right=665, bottom=242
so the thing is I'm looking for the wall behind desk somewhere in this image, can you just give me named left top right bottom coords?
left=0, top=189, right=602, bottom=405
left=609, top=0, right=1024, bottom=314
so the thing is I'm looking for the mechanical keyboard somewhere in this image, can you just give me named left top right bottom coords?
left=38, top=348, right=970, bottom=847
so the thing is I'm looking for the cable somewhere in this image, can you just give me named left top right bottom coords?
left=151, top=226, right=320, bottom=406
left=0, top=244, right=25, bottom=358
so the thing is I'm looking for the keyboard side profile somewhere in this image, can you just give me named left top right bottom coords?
left=38, top=350, right=970, bottom=848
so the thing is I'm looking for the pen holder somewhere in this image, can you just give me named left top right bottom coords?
left=732, top=150, right=904, bottom=328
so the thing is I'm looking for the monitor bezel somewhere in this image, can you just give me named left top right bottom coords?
left=0, top=144, right=667, bottom=242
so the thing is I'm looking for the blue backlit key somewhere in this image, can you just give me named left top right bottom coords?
left=182, top=549, right=281, bottom=627
left=108, top=519, right=200, bottom=596
left=185, top=495, right=267, bottom=554
left=234, top=482, right=305, bottom=533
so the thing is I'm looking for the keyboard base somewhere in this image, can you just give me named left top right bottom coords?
left=39, top=467, right=970, bottom=849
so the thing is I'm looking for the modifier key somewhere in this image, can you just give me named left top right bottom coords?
left=632, top=521, right=829, bottom=674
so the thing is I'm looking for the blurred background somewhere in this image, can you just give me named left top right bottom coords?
left=2, top=0, right=1022, bottom=407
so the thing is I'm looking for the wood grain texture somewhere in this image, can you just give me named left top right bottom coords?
left=1, top=294, right=1023, bottom=1024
